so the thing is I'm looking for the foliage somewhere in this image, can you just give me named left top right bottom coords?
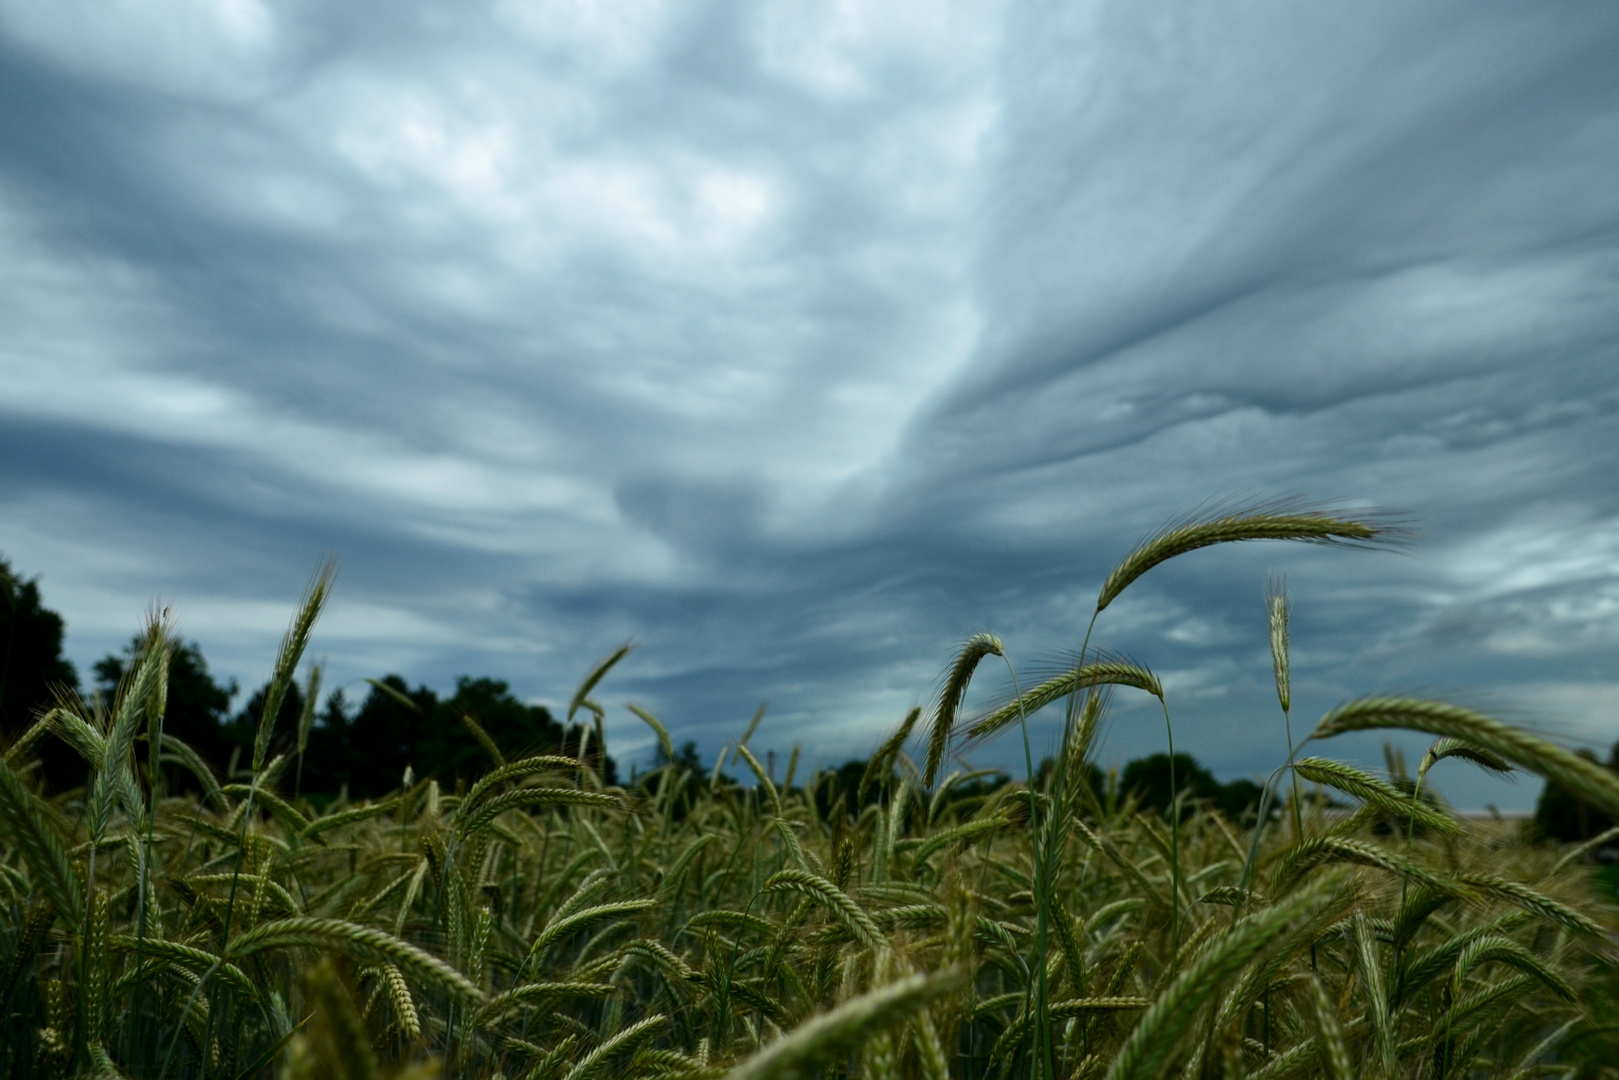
left=298, top=676, right=612, bottom=798
left=0, top=558, right=80, bottom=790
left=1535, top=746, right=1619, bottom=842
left=1118, top=752, right=1264, bottom=822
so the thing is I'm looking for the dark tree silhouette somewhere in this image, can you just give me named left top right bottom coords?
left=426, top=676, right=575, bottom=786
left=1121, top=752, right=1263, bottom=822
left=299, top=675, right=593, bottom=798
left=0, top=558, right=81, bottom=791
left=1534, top=745, right=1618, bottom=843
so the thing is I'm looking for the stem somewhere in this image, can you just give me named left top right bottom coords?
left=1032, top=608, right=1100, bottom=1080
left=1282, top=705, right=1303, bottom=839
left=1003, top=655, right=1046, bottom=1078
left=168, top=783, right=256, bottom=1080
left=1160, top=697, right=1180, bottom=963
left=77, top=844, right=96, bottom=1064
left=128, top=789, right=156, bottom=1064
left=131, top=680, right=169, bottom=1068
left=1235, top=760, right=1301, bottom=920
left=1392, top=763, right=1428, bottom=1006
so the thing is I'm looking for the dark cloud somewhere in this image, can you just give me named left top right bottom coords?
left=2, top=0, right=1617, bottom=809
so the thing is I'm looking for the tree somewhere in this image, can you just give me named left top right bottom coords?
left=0, top=557, right=81, bottom=790
left=424, top=676, right=572, bottom=786
left=1121, top=752, right=1263, bottom=822
left=296, top=675, right=588, bottom=799
left=1534, top=745, right=1618, bottom=842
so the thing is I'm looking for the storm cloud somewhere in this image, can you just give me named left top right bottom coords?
left=3, top=0, right=1618, bottom=808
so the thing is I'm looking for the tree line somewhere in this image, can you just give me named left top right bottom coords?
left=0, top=557, right=608, bottom=798
left=0, top=554, right=1610, bottom=834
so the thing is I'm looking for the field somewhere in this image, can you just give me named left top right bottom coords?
left=1, top=506, right=1616, bottom=1079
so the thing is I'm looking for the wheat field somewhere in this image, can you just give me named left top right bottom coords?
left=2, top=506, right=1616, bottom=1079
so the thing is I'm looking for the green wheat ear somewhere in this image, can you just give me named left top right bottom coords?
left=568, top=640, right=634, bottom=723
left=1418, top=736, right=1512, bottom=782
left=1265, top=573, right=1290, bottom=713
left=924, top=633, right=1003, bottom=788
left=256, top=559, right=337, bottom=774
left=1312, top=697, right=1619, bottom=817
left=861, top=706, right=921, bottom=800
left=295, top=960, right=378, bottom=1080
left=964, top=658, right=1160, bottom=743
left=1097, top=501, right=1403, bottom=612
left=1106, top=872, right=1351, bottom=1080
left=722, top=969, right=965, bottom=1080
left=0, top=754, right=81, bottom=922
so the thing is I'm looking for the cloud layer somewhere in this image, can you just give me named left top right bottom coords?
left=3, top=0, right=1618, bottom=808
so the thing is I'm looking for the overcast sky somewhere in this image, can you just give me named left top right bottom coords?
left=3, top=0, right=1618, bottom=808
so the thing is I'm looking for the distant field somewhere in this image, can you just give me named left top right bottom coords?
left=3, top=505, right=1616, bottom=1079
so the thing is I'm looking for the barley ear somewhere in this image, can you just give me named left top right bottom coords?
left=627, top=703, right=674, bottom=762
left=735, top=743, right=781, bottom=817
left=1354, top=912, right=1395, bottom=1077
left=1292, top=757, right=1460, bottom=835
left=1417, top=736, right=1512, bottom=783
left=763, top=868, right=884, bottom=950
left=457, top=709, right=505, bottom=767
left=138, top=614, right=173, bottom=799
left=1105, top=872, right=1345, bottom=1080
left=965, top=659, right=1160, bottom=743
left=925, top=634, right=1003, bottom=788
left=0, top=755, right=82, bottom=923
left=528, top=899, right=657, bottom=957
left=2, top=713, right=53, bottom=766
left=861, top=707, right=921, bottom=800
left=568, top=641, right=634, bottom=722
left=88, top=1041, right=127, bottom=1080
left=1097, top=502, right=1398, bottom=612
left=1308, top=977, right=1352, bottom=1080
left=1265, top=574, right=1290, bottom=713
left=226, top=917, right=484, bottom=1003
left=1453, top=874, right=1603, bottom=937
left=723, top=969, right=965, bottom=1080
left=159, top=733, right=227, bottom=811
left=562, top=1014, right=667, bottom=1080
left=1063, top=689, right=1109, bottom=813
left=256, top=560, right=337, bottom=774
left=1312, top=697, right=1619, bottom=818
left=301, top=959, right=378, bottom=1080
left=296, top=662, right=323, bottom=758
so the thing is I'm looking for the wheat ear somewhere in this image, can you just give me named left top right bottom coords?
left=723, top=968, right=964, bottom=1080
left=1312, top=697, right=1619, bottom=817
left=0, top=755, right=81, bottom=922
left=1105, top=873, right=1345, bottom=1080
left=764, top=868, right=884, bottom=950
left=925, top=633, right=1003, bottom=787
left=965, top=660, right=1161, bottom=742
left=1097, top=503, right=1398, bottom=612
left=256, top=560, right=336, bottom=774
left=568, top=641, right=634, bottom=722
left=226, top=917, right=483, bottom=1002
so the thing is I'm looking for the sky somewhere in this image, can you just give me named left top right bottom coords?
left=2, top=0, right=1618, bottom=809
